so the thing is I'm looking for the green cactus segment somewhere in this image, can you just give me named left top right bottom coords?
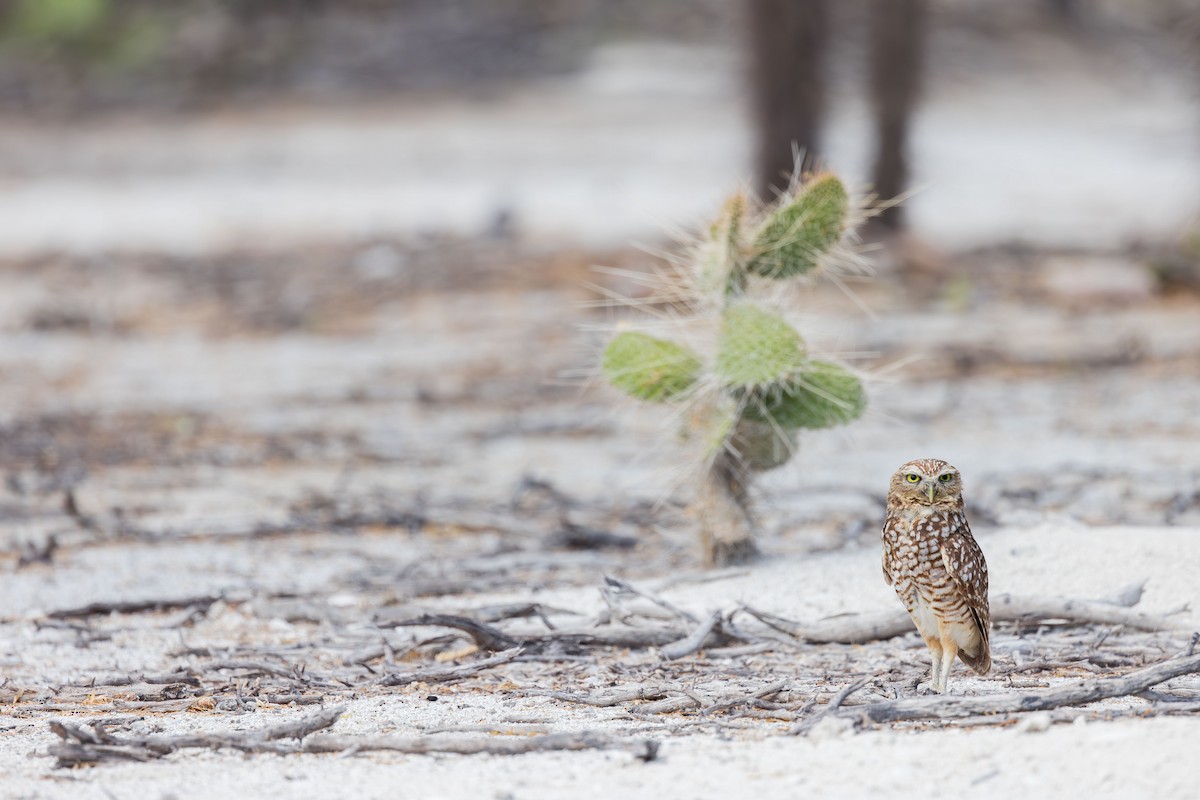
left=603, top=331, right=702, bottom=403
left=730, top=418, right=796, bottom=472
left=715, top=303, right=805, bottom=386
left=753, top=360, right=866, bottom=429
left=696, top=192, right=748, bottom=298
left=708, top=191, right=745, bottom=245
left=746, top=173, right=848, bottom=278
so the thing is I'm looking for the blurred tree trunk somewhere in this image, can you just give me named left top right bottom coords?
left=868, top=0, right=926, bottom=229
left=695, top=451, right=759, bottom=566
left=1045, top=0, right=1078, bottom=24
left=747, top=0, right=829, bottom=197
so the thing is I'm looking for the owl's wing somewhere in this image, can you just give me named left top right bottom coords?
left=880, top=516, right=895, bottom=586
left=940, top=514, right=991, bottom=670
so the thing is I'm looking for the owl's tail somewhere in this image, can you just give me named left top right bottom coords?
left=958, top=645, right=991, bottom=675
left=957, top=607, right=992, bottom=674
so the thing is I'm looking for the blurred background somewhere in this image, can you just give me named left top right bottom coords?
left=2, top=0, right=1200, bottom=582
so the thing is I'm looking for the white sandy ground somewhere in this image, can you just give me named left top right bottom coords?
left=2, top=523, right=1198, bottom=799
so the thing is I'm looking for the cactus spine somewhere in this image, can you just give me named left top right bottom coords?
left=601, top=171, right=868, bottom=565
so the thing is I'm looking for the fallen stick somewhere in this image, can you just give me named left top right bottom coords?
left=741, top=588, right=1186, bottom=645
left=47, top=705, right=346, bottom=767
left=660, top=611, right=724, bottom=660
left=47, top=596, right=221, bottom=620
left=207, top=660, right=304, bottom=679
left=792, top=677, right=871, bottom=735
left=700, top=680, right=790, bottom=716
left=377, top=647, right=523, bottom=686
left=844, top=651, right=1200, bottom=724
left=602, top=576, right=700, bottom=624
left=66, top=671, right=201, bottom=688
left=25, top=699, right=201, bottom=714
left=636, top=694, right=701, bottom=715
left=381, top=614, right=521, bottom=651
left=381, top=615, right=694, bottom=654
left=631, top=680, right=788, bottom=717
left=990, top=593, right=1184, bottom=632
left=301, top=731, right=659, bottom=760
left=46, top=705, right=658, bottom=766
left=526, top=686, right=669, bottom=707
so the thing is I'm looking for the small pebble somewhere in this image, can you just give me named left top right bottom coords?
left=1015, top=712, right=1053, bottom=733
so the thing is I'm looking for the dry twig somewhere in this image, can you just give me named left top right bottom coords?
left=740, top=585, right=1184, bottom=645
left=843, top=651, right=1200, bottom=725
left=377, top=647, right=523, bottom=687
left=46, top=704, right=658, bottom=766
left=48, top=596, right=221, bottom=620
left=792, top=677, right=871, bottom=735
left=660, top=611, right=724, bottom=660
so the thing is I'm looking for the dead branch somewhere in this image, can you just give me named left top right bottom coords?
left=636, top=694, right=701, bottom=715
left=27, top=699, right=201, bottom=714
left=522, top=686, right=669, bottom=707
left=382, top=614, right=696, bottom=655
left=540, top=626, right=691, bottom=650
left=300, top=731, right=659, bottom=760
left=380, top=614, right=521, bottom=651
left=740, top=587, right=1185, bottom=645
left=473, top=602, right=581, bottom=625
left=700, top=680, right=790, bottom=715
left=207, top=660, right=305, bottom=679
left=602, top=576, right=699, bottom=624
left=990, top=593, right=1185, bottom=632
left=67, top=671, right=200, bottom=688
left=844, top=651, right=1200, bottom=724
left=792, top=677, right=871, bottom=735
left=46, top=704, right=658, bottom=766
left=47, top=596, right=220, bottom=620
left=377, top=647, right=523, bottom=687
left=740, top=605, right=912, bottom=643
left=418, top=723, right=552, bottom=734
left=257, top=706, right=348, bottom=741
left=660, top=611, right=724, bottom=660
left=47, top=705, right=346, bottom=767
left=632, top=680, right=789, bottom=717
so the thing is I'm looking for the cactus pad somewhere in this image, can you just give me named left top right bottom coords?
left=602, top=331, right=702, bottom=403
left=746, top=173, right=848, bottom=278
left=715, top=302, right=805, bottom=386
left=695, top=192, right=747, bottom=298
left=752, top=359, right=865, bottom=429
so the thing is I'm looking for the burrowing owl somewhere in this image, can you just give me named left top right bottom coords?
left=882, top=458, right=990, bottom=693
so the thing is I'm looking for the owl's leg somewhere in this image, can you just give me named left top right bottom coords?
left=925, top=639, right=943, bottom=694
left=938, top=635, right=959, bottom=694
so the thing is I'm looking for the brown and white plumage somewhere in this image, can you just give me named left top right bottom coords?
left=882, top=458, right=990, bottom=693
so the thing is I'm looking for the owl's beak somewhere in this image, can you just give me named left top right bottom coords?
left=925, top=484, right=937, bottom=503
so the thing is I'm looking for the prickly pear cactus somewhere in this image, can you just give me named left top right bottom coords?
left=600, top=171, right=873, bottom=565
left=602, top=331, right=701, bottom=403
left=746, top=173, right=849, bottom=279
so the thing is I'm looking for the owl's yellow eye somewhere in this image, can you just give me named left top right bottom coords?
left=905, top=474, right=920, bottom=483
left=938, top=473, right=954, bottom=483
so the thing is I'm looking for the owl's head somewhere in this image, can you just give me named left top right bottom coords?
left=888, top=458, right=963, bottom=508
